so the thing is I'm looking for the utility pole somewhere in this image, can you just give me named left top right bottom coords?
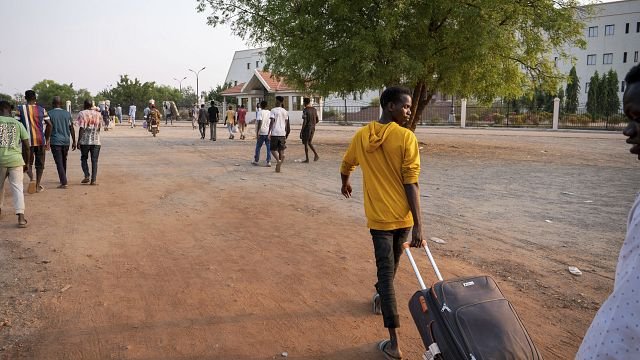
left=188, top=67, right=206, bottom=104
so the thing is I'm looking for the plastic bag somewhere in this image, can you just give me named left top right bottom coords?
left=232, top=125, right=238, bottom=133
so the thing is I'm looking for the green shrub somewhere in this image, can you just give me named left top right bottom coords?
left=492, top=113, right=505, bottom=125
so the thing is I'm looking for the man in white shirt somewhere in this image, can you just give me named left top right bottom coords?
left=268, top=96, right=290, bottom=173
left=252, top=100, right=272, bottom=167
left=577, top=63, right=640, bottom=359
left=128, top=104, right=136, bottom=128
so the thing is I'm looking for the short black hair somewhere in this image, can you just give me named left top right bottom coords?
left=240, top=104, right=245, bottom=108
left=210, top=100, right=215, bottom=105
left=25, top=90, right=36, bottom=101
left=83, top=99, right=92, bottom=109
left=380, top=87, right=412, bottom=108
left=0, top=100, right=12, bottom=111
left=276, top=96, right=284, bottom=103
left=303, top=98, right=311, bottom=105
left=260, top=100, right=267, bottom=108
left=625, top=64, right=640, bottom=87
left=201, top=104, right=205, bottom=108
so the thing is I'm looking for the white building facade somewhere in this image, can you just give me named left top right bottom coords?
left=557, top=0, right=640, bottom=107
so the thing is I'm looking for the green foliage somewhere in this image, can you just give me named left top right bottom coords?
left=31, top=80, right=77, bottom=110
left=564, top=65, right=579, bottom=113
left=95, top=75, right=182, bottom=112
left=369, top=97, right=380, bottom=107
left=586, top=71, right=601, bottom=116
left=206, top=82, right=234, bottom=104
left=197, top=0, right=585, bottom=130
left=0, top=92, right=12, bottom=104
left=603, top=69, right=620, bottom=117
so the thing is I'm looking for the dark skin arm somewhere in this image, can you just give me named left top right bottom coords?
left=403, top=183, right=425, bottom=248
left=78, top=127, right=84, bottom=146
left=256, top=120, right=261, bottom=137
left=70, top=123, right=77, bottom=151
left=21, top=139, right=30, bottom=172
left=44, top=119, right=53, bottom=151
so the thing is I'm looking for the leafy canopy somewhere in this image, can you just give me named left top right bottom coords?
left=197, top=0, right=585, bottom=129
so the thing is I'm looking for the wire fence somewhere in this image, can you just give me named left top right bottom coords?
left=318, top=104, right=628, bottom=131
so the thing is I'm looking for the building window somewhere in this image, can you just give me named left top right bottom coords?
left=312, top=97, right=321, bottom=106
left=636, top=51, right=639, bottom=62
left=588, top=26, right=598, bottom=37
left=626, top=23, right=630, bottom=33
left=241, top=98, right=249, bottom=108
left=282, top=96, right=290, bottom=110
left=256, top=61, right=260, bottom=68
left=621, top=81, right=626, bottom=92
left=587, top=54, right=596, bottom=65
left=604, top=25, right=614, bottom=36
left=603, top=53, right=613, bottom=64
left=637, top=22, right=640, bottom=33
left=585, top=82, right=590, bottom=94
left=291, top=96, right=303, bottom=111
left=247, top=63, right=251, bottom=69
left=624, top=52, right=628, bottom=63
left=234, top=81, right=238, bottom=86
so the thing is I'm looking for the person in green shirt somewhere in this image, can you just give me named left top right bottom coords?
left=0, top=100, right=31, bottom=228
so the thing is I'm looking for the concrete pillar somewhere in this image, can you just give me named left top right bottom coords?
left=552, top=97, right=560, bottom=130
left=65, top=100, right=71, bottom=113
left=460, top=98, right=467, bottom=128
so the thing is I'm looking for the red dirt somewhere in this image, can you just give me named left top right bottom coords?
left=1, top=124, right=637, bottom=359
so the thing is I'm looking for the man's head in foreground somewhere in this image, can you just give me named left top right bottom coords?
left=623, top=64, right=640, bottom=159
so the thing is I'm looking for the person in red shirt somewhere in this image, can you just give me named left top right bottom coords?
left=237, top=104, right=247, bottom=140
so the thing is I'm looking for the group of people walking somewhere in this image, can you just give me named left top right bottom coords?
left=0, top=90, right=102, bottom=228
left=190, top=97, right=319, bottom=172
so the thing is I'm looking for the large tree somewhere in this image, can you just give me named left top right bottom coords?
left=564, top=65, right=580, bottom=114
left=197, top=0, right=585, bottom=130
left=31, top=80, right=76, bottom=110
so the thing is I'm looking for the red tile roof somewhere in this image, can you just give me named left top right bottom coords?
left=256, top=70, right=296, bottom=92
left=221, top=83, right=246, bottom=95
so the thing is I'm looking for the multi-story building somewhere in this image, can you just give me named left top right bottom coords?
left=558, top=0, right=640, bottom=107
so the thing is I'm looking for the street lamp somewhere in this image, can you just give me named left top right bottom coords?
left=173, top=76, right=187, bottom=92
left=188, top=66, right=206, bottom=104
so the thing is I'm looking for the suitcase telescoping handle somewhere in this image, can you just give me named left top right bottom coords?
left=403, top=241, right=444, bottom=290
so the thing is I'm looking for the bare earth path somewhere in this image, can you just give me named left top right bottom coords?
left=1, top=123, right=638, bottom=359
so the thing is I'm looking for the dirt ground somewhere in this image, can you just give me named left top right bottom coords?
left=1, top=122, right=638, bottom=360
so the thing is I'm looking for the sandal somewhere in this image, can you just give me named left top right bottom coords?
left=36, top=185, right=45, bottom=193
left=18, top=218, right=28, bottom=228
left=378, top=340, right=403, bottom=360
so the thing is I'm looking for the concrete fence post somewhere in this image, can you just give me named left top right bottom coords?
left=460, top=98, right=467, bottom=128
left=65, top=100, right=71, bottom=113
left=552, top=97, right=560, bottom=130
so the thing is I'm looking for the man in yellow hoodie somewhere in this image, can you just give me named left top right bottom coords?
left=340, top=87, right=423, bottom=360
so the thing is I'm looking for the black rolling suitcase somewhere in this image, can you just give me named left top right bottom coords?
left=403, top=242, right=542, bottom=360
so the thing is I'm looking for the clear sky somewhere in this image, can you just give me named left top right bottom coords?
left=1, top=0, right=620, bottom=98
left=0, top=0, right=245, bottom=97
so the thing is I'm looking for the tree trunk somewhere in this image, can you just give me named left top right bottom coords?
left=407, top=81, right=433, bottom=132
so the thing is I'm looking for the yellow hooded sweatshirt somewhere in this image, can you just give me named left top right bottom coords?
left=340, top=121, right=421, bottom=230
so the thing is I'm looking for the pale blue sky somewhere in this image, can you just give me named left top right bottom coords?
left=1, top=0, right=244, bottom=96
left=0, top=0, right=618, bottom=98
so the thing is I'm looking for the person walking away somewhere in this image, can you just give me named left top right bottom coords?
left=76, top=100, right=102, bottom=185
left=252, top=100, right=271, bottom=167
left=340, top=87, right=423, bottom=360
left=116, top=104, right=123, bottom=125
left=0, top=101, right=30, bottom=227
left=16, top=89, right=52, bottom=194
left=237, top=104, right=247, bottom=140
left=576, top=63, right=640, bottom=359
left=197, top=104, right=208, bottom=139
left=148, top=104, right=162, bottom=134
left=191, top=104, right=198, bottom=130
left=109, top=105, right=116, bottom=126
left=48, top=96, right=76, bottom=188
left=143, top=103, right=151, bottom=128
left=300, top=98, right=320, bottom=163
left=208, top=101, right=219, bottom=141
left=128, top=104, right=137, bottom=128
left=267, top=96, right=290, bottom=173
left=101, top=107, right=110, bottom=131
left=226, top=105, right=236, bottom=140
